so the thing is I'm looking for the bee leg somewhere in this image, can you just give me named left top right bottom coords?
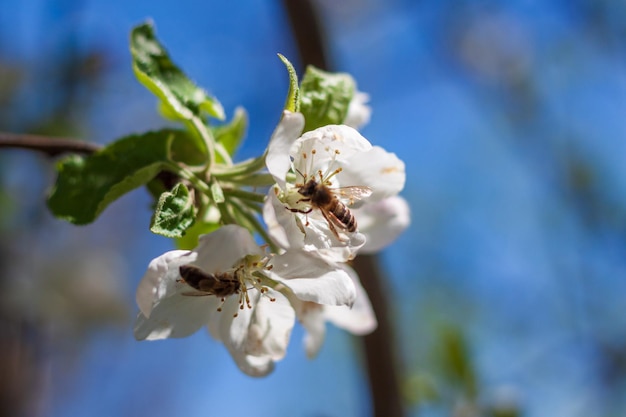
left=286, top=207, right=313, bottom=227
left=286, top=207, right=312, bottom=214
left=320, top=210, right=346, bottom=242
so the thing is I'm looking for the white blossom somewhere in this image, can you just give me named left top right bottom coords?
left=134, top=224, right=355, bottom=376
left=343, top=91, right=372, bottom=130
left=353, top=195, right=411, bottom=253
left=288, top=264, right=377, bottom=358
left=264, top=111, right=406, bottom=262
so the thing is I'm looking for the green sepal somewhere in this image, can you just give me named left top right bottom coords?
left=47, top=130, right=178, bottom=225
left=210, top=181, right=225, bottom=204
left=299, top=65, right=355, bottom=132
left=278, top=54, right=300, bottom=112
left=175, top=220, right=220, bottom=249
left=130, top=22, right=225, bottom=153
left=212, top=107, right=247, bottom=159
left=150, top=182, right=196, bottom=238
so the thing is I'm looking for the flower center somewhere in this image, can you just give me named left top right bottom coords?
left=297, top=147, right=343, bottom=189
left=179, top=256, right=276, bottom=317
left=222, top=256, right=276, bottom=318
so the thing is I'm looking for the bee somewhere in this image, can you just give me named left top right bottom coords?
left=294, top=176, right=372, bottom=240
left=178, top=264, right=241, bottom=298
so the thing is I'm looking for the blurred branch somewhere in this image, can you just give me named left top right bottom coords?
left=0, top=132, right=101, bottom=156
left=281, top=1, right=405, bottom=416
left=281, top=0, right=328, bottom=71
left=353, top=255, right=406, bottom=417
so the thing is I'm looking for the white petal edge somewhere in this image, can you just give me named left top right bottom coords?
left=266, top=111, right=305, bottom=189
left=268, top=251, right=356, bottom=307
left=340, top=146, right=406, bottom=203
left=193, top=225, right=262, bottom=273
left=323, top=265, right=377, bottom=335
left=136, top=249, right=190, bottom=317
left=355, top=195, right=411, bottom=253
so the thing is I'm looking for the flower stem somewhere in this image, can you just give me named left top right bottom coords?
left=222, top=188, right=266, bottom=203
left=165, top=162, right=212, bottom=196
left=212, top=153, right=267, bottom=179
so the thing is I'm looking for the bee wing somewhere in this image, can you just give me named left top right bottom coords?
left=332, top=186, right=373, bottom=205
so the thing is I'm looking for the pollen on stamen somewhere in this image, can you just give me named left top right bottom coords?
left=302, top=152, right=307, bottom=159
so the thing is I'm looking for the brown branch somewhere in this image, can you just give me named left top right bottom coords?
left=281, top=1, right=406, bottom=416
left=353, top=255, right=405, bottom=417
left=280, top=0, right=329, bottom=71
left=0, top=132, right=101, bottom=156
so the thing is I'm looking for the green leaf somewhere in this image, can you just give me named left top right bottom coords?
left=175, top=220, right=220, bottom=249
left=437, top=326, right=478, bottom=399
left=169, top=129, right=209, bottom=166
left=47, top=130, right=178, bottom=225
left=130, top=21, right=225, bottom=154
left=299, top=65, right=355, bottom=132
left=278, top=54, right=300, bottom=112
left=212, top=107, right=247, bottom=158
left=150, top=182, right=196, bottom=238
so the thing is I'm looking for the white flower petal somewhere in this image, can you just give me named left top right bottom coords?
left=215, top=290, right=294, bottom=376
left=268, top=251, right=356, bottom=307
left=340, top=146, right=406, bottom=202
left=266, top=111, right=305, bottom=189
left=355, top=195, right=411, bottom=253
left=134, top=294, right=218, bottom=340
left=291, top=125, right=372, bottom=180
left=135, top=249, right=190, bottom=317
left=264, top=188, right=300, bottom=251
left=324, top=265, right=377, bottom=335
left=244, top=290, right=294, bottom=360
left=228, top=350, right=275, bottom=377
left=343, top=91, right=371, bottom=130
left=294, top=299, right=326, bottom=358
left=194, top=225, right=262, bottom=272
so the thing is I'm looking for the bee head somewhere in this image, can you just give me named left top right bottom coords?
left=298, top=179, right=318, bottom=197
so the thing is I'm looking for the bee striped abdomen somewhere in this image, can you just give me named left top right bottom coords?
left=330, top=199, right=357, bottom=232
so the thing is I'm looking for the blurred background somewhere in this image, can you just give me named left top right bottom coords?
left=2, top=0, right=626, bottom=416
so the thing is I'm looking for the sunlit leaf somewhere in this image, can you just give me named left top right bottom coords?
left=130, top=21, right=225, bottom=153
left=150, top=182, right=196, bottom=238
left=437, top=326, right=478, bottom=399
left=47, top=130, right=178, bottom=225
left=213, top=107, right=247, bottom=158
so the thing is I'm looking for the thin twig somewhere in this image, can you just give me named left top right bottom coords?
left=0, top=132, right=101, bottom=156
left=281, top=1, right=406, bottom=416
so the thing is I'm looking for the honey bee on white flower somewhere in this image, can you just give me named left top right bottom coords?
left=264, top=111, right=406, bottom=262
left=134, top=225, right=356, bottom=376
